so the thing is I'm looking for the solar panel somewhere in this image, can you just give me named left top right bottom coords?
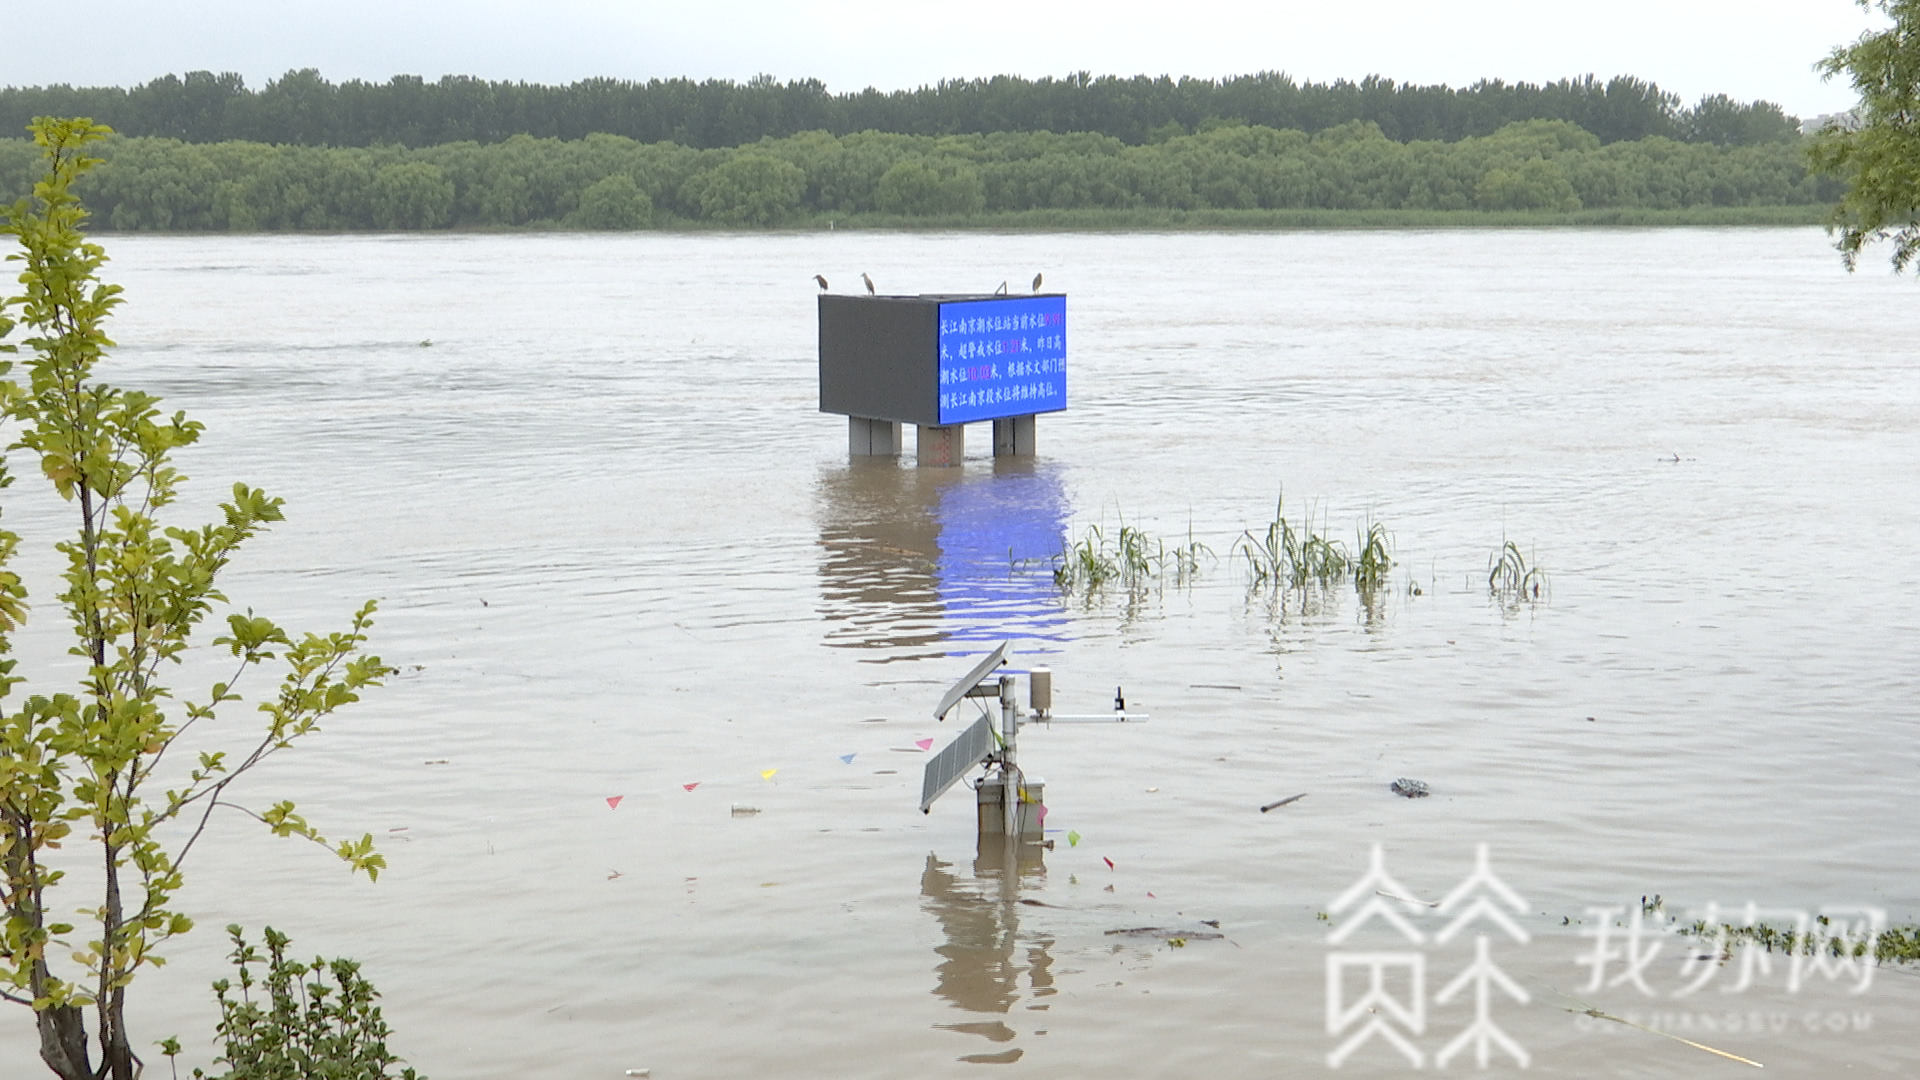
left=920, top=716, right=996, bottom=813
left=932, top=641, right=1011, bottom=720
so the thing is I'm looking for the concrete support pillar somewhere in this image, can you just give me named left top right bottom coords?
left=848, top=416, right=901, bottom=457
left=992, top=415, right=1036, bottom=457
left=916, top=423, right=964, bottom=467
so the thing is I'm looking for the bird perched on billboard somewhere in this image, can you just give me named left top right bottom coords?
left=862, top=272, right=876, bottom=295
left=814, top=274, right=829, bottom=290
left=1032, top=272, right=1044, bottom=293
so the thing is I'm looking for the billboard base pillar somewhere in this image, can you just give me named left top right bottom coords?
left=992, top=415, right=1036, bottom=457
left=916, top=424, right=964, bottom=467
left=848, top=416, right=901, bottom=457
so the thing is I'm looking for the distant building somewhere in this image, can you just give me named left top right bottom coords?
left=1801, top=109, right=1863, bottom=135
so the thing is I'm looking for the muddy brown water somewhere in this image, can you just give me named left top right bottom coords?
left=1, top=228, right=1917, bottom=1077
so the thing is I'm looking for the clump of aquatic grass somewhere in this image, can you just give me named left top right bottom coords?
left=1235, top=496, right=1397, bottom=604
left=1235, top=495, right=1353, bottom=590
left=1052, top=523, right=1212, bottom=594
left=1487, top=540, right=1544, bottom=601
left=1354, top=521, right=1393, bottom=595
left=1678, top=916, right=1920, bottom=966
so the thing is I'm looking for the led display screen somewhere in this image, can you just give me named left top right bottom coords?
left=936, top=296, right=1066, bottom=425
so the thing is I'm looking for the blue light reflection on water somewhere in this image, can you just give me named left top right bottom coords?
left=931, top=462, right=1070, bottom=649
left=814, top=460, right=1069, bottom=660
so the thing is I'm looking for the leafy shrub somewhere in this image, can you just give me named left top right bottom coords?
left=187, top=926, right=422, bottom=1080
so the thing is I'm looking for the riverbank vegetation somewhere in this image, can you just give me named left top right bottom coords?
left=0, top=118, right=1837, bottom=232
left=0, top=70, right=1802, bottom=150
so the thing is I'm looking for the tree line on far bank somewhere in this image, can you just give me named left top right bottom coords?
left=0, top=118, right=1837, bottom=231
left=0, top=70, right=1803, bottom=151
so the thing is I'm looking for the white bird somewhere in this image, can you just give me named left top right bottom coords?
left=861, top=272, right=875, bottom=295
left=814, top=274, right=829, bottom=291
left=1032, top=272, right=1044, bottom=293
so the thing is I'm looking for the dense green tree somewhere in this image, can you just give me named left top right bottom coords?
left=568, top=173, right=652, bottom=229
left=874, top=159, right=985, bottom=215
left=680, top=154, right=806, bottom=225
left=0, top=117, right=1832, bottom=230
left=1811, top=0, right=1920, bottom=270
left=0, top=70, right=1804, bottom=151
left=369, top=161, right=453, bottom=229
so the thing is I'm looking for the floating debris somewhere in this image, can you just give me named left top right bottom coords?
left=1104, top=927, right=1225, bottom=940
left=1389, top=778, right=1430, bottom=798
left=730, top=805, right=761, bottom=817
left=1261, top=793, right=1308, bottom=812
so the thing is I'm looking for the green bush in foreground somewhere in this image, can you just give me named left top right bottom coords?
left=170, top=926, right=420, bottom=1080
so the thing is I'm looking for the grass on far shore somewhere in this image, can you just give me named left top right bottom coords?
left=773, top=204, right=1833, bottom=232
left=84, top=204, right=1835, bottom=236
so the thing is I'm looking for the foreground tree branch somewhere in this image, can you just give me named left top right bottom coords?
left=0, top=117, right=393, bottom=1080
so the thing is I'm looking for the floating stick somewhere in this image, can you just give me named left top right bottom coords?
left=1543, top=986, right=1763, bottom=1069
left=1260, top=793, right=1307, bottom=812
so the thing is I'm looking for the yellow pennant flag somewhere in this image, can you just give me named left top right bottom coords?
left=761, top=769, right=778, bottom=781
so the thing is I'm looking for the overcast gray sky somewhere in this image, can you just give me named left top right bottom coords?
left=9, top=0, right=1886, bottom=116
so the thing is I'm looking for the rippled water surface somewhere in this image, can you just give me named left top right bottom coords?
left=3, top=228, right=1918, bottom=1077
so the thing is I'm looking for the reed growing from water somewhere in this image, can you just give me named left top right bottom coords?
left=1235, top=495, right=1397, bottom=601
left=1488, top=539, right=1545, bottom=601
left=1052, top=521, right=1212, bottom=594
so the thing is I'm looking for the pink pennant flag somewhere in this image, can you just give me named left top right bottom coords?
left=606, top=796, right=624, bottom=809
left=1147, top=891, right=1156, bottom=898
left=682, top=782, right=700, bottom=792
left=915, top=738, right=934, bottom=751
left=1103, top=856, right=1115, bottom=870
left=1036, top=804, right=1048, bottom=825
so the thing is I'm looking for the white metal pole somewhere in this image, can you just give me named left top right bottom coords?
left=999, top=675, right=1019, bottom=838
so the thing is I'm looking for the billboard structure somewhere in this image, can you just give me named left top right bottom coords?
left=819, top=293, right=1066, bottom=464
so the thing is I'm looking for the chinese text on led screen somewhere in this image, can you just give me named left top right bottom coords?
left=936, top=296, right=1067, bottom=425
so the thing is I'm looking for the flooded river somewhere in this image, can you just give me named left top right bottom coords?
left=2, top=227, right=1917, bottom=1077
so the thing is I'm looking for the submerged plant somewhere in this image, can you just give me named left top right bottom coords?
left=1677, top=915, right=1920, bottom=967
left=1354, top=521, right=1394, bottom=595
left=1233, top=494, right=1367, bottom=592
left=1052, top=520, right=1210, bottom=594
left=1487, top=540, right=1544, bottom=601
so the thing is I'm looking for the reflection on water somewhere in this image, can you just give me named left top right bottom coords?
left=817, top=459, right=1069, bottom=660
left=921, top=844, right=1055, bottom=1064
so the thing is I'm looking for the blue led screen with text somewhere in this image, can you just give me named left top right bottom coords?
left=936, top=296, right=1066, bottom=425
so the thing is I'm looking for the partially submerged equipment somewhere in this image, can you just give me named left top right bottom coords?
left=920, top=641, right=1148, bottom=843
